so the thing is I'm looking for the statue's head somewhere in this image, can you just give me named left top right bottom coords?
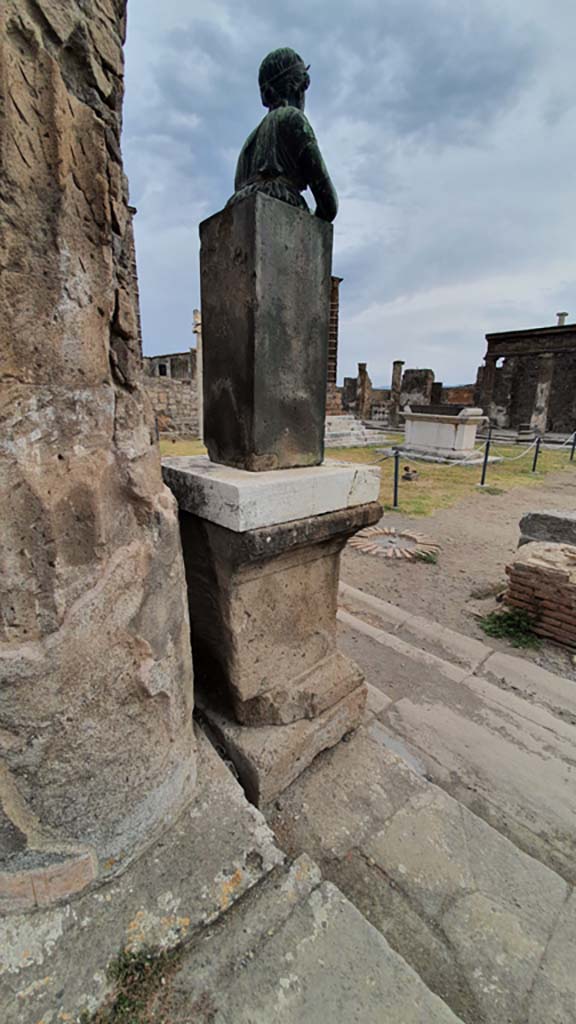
left=259, top=48, right=310, bottom=111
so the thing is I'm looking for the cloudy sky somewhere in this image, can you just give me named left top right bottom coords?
left=123, top=0, right=576, bottom=386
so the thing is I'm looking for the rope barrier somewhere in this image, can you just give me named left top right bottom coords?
left=490, top=438, right=539, bottom=461
left=371, top=425, right=575, bottom=511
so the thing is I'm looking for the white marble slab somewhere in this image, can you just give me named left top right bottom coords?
left=162, top=456, right=381, bottom=532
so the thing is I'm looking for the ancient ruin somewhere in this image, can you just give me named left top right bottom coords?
left=400, top=406, right=486, bottom=462
left=144, top=350, right=199, bottom=435
left=476, top=315, right=576, bottom=434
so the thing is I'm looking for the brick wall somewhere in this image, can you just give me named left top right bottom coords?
left=442, top=384, right=476, bottom=405
left=144, top=378, right=199, bottom=435
left=326, top=383, right=343, bottom=415
left=505, top=542, right=576, bottom=648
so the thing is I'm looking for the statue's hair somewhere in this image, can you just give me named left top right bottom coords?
left=258, top=48, right=310, bottom=110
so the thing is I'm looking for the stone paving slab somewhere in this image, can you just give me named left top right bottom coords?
left=268, top=725, right=573, bottom=1024
left=157, top=855, right=464, bottom=1024
left=339, top=604, right=576, bottom=883
left=0, top=729, right=284, bottom=1024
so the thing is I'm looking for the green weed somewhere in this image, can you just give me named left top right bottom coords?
left=479, top=609, right=541, bottom=648
left=415, top=550, right=439, bottom=564
left=83, top=947, right=181, bottom=1024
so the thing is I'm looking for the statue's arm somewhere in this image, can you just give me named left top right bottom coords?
left=301, top=143, right=338, bottom=222
left=290, top=113, right=338, bottom=222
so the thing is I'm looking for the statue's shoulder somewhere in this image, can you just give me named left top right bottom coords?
left=271, top=107, right=317, bottom=143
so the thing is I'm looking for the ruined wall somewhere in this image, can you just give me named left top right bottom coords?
left=442, top=384, right=475, bottom=406
left=400, top=368, right=435, bottom=408
left=325, top=384, right=344, bottom=415
left=145, top=378, right=199, bottom=435
left=0, top=0, right=196, bottom=909
left=145, top=351, right=197, bottom=380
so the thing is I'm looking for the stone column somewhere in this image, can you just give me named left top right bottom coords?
left=481, top=355, right=497, bottom=422
left=1, top=0, right=196, bottom=913
left=325, top=276, right=344, bottom=415
left=530, top=354, right=555, bottom=434
left=356, top=363, right=373, bottom=420
left=389, top=360, right=405, bottom=426
left=193, top=308, right=203, bottom=440
left=328, top=276, right=343, bottom=385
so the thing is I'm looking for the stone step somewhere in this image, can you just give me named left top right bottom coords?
left=152, top=851, right=464, bottom=1023
left=268, top=721, right=575, bottom=1024
left=325, top=414, right=390, bottom=448
left=337, top=585, right=576, bottom=884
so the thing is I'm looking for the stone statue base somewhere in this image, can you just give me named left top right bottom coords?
left=163, top=457, right=381, bottom=805
left=200, top=194, right=333, bottom=471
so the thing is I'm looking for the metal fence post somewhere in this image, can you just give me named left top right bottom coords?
left=393, top=449, right=400, bottom=508
left=480, top=426, right=491, bottom=487
left=532, top=436, right=542, bottom=473
left=570, top=433, right=576, bottom=462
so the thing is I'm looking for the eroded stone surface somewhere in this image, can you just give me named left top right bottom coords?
left=0, top=731, right=283, bottom=1024
left=519, top=509, right=576, bottom=547
left=199, top=684, right=367, bottom=807
left=0, top=0, right=195, bottom=889
left=160, top=874, right=464, bottom=1023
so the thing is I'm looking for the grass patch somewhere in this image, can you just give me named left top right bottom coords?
left=159, top=437, right=206, bottom=457
left=83, top=947, right=181, bottom=1024
left=415, top=550, right=439, bottom=564
left=479, top=608, right=541, bottom=648
left=329, top=441, right=574, bottom=516
left=156, top=435, right=574, bottom=518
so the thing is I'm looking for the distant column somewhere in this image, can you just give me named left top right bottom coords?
left=357, top=362, right=373, bottom=420
left=193, top=308, right=203, bottom=440
left=390, top=360, right=405, bottom=426
left=481, top=355, right=498, bottom=421
left=327, top=276, right=343, bottom=385
left=530, top=354, right=555, bottom=435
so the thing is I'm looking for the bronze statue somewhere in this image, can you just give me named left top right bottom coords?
left=228, top=48, right=338, bottom=222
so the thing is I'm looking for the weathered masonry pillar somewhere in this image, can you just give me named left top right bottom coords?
left=356, top=362, right=373, bottom=420
left=1, top=0, right=195, bottom=917
left=389, top=359, right=405, bottom=425
left=481, top=354, right=498, bottom=422
left=328, top=276, right=343, bottom=385
left=530, top=353, right=555, bottom=435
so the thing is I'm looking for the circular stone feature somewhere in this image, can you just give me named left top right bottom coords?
left=347, top=526, right=441, bottom=561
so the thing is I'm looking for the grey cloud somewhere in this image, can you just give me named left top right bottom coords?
left=123, top=0, right=576, bottom=385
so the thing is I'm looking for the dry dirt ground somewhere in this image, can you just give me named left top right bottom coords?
left=342, top=467, right=576, bottom=680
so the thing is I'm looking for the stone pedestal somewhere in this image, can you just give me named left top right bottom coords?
left=200, top=194, right=333, bottom=471
left=163, top=457, right=381, bottom=804
left=400, top=407, right=487, bottom=462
